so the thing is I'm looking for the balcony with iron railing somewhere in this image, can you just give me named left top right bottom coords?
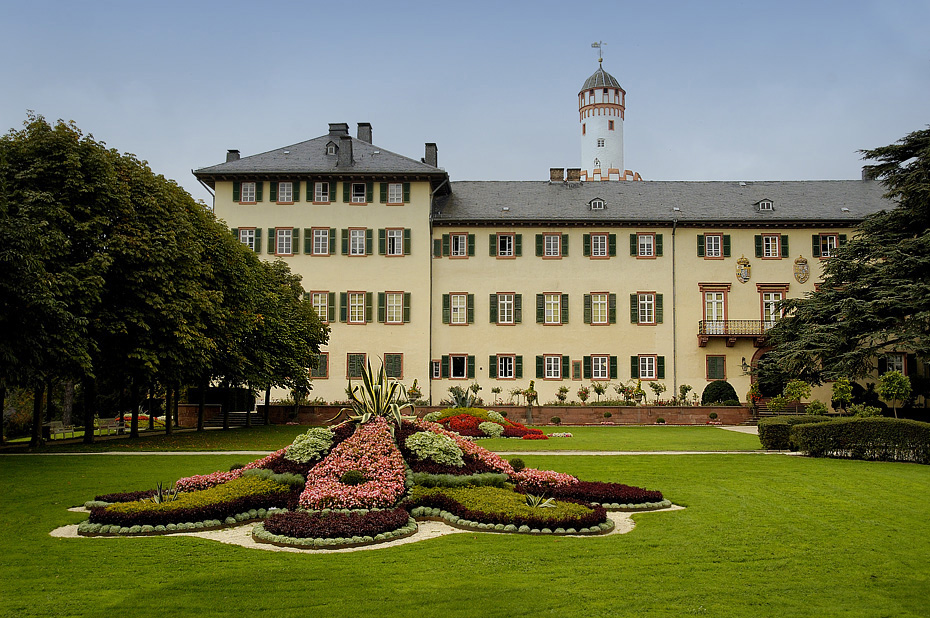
left=697, top=320, right=774, bottom=347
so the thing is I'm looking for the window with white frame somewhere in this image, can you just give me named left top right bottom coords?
left=326, top=144, right=336, bottom=156
left=311, top=292, right=329, bottom=323
left=277, top=181, right=293, bottom=203
left=592, top=355, right=609, bottom=380
left=348, top=292, right=365, bottom=323
left=497, top=234, right=514, bottom=257
left=386, top=229, right=404, bottom=256
left=705, top=234, right=722, bottom=258
left=638, top=293, right=655, bottom=324
left=450, top=233, right=468, bottom=257
left=544, top=294, right=561, bottom=325
left=240, top=182, right=256, bottom=203
left=450, top=294, right=468, bottom=325
left=885, top=353, right=905, bottom=374
left=544, top=234, right=561, bottom=257
left=450, top=355, right=468, bottom=379
left=312, top=229, right=330, bottom=255
left=498, top=293, right=514, bottom=325
left=762, top=292, right=783, bottom=329
left=387, top=183, right=403, bottom=204
left=238, top=229, right=255, bottom=251
left=314, top=181, right=330, bottom=202
left=349, top=229, right=366, bottom=256
left=638, top=233, right=655, bottom=257
left=820, top=234, right=839, bottom=258
left=431, top=360, right=441, bottom=379
left=591, top=233, right=608, bottom=257
left=351, top=183, right=366, bottom=203
left=639, top=355, right=657, bottom=379
left=762, top=234, right=780, bottom=258
left=545, top=355, right=561, bottom=379
left=385, top=292, right=404, bottom=324
left=498, top=355, right=515, bottom=379
left=276, top=229, right=292, bottom=255
left=591, top=199, right=605, bottom=210
left=591, top=293, right=609, bottom=325
left=759, top=200, right=773, bottom=211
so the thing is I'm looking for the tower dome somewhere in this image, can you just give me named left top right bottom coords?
left=579, top=60, right=628, bottom=181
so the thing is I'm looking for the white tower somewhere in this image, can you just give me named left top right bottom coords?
left=579, top=58, right=627, bottom=181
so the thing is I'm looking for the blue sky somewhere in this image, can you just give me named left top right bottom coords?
left=2, top=0, right=928, bottom=204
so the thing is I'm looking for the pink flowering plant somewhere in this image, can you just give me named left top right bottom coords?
left=298, top=417, right=406, bottom=509
left=512, top=468, right=579, bottom=494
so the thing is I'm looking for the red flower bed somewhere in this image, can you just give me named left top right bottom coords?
left=262, top=507, right=410, bottom=539
left=523, top=481, right=664, bottom=505
left=95, top=490, right=156, bottom=503
left=441, top=414, right=484, bottom=437
left=521, top=433, right=549, bottom=440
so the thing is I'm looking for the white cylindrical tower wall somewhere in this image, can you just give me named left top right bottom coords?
left=579, top=64, right=625, bottom=181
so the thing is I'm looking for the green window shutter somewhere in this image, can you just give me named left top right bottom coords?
left=328, top=292, right=335, bottom=322
left=327, top=181, right=335, bottom=201
left=723, top=235, right=731, bottom=257
left=366, top=181, right=374, bottom=203
left=403, top=182, right=410, bottom=202
left=535, top=234, right=543, bottom=256
left=609, top=356, right=618, bottom=380
left=754, top=235, right=763, bottom=258
left=812, top=235, right=821, bottom=257
left=514, top=294, right=522, bottom=323
left=515, top=356, right=523, bottom=379
left=630, top=356, right=639, bottom=379
left=267, top=228, right=274, bottom=254
left=467, top=356, right=475, bottom=379
left=656, top=234, right=663, bottom=256
left=697, top=234, right=705, bottom=257
left=562, top=234, right=569, bottom=256
left=365, top=229, right=373, bottom=255
left=329, top=228, right=336, bottom=254
left=377, top=292, right=386, bottom=323
left=434, top=238, right=442, bottom=257
left=441, top=356, right=450, bottom=379
left=254, top=228, right=262, bottom=253
left=339, top=293, right=348, bottom=322
left=403, top=293, right=411, bottom=322
left=489, top=294, right=498, bottom=323
left=630, top=233, right=637, bottom=255
left=304, top=228, right=313, bottom=254
left=656, top=294, right=664, bottom=324
left=489, top=234, right=497, bottom=256
left=293, top=180, right=300, bottom=201
left=608, top=293, right=617, bottom=324
left=467, top=294, right=475, bottom=324
left=561, top=294, right=569, bottom=323
left=442, top=294, right=450, bottom=324
left=404, top=229, right=411, bottom=255
left=343, top=181, right=350, bottom=203
left=583, top=356, right=592, bottom=380
left=562, top=355, right=570, bottom=380
left=378, top=229, right=386, bottom=255
left=255, top=182, right=263, bottom=202
left=442, top=234, right=450, bottom=256
left=306, top=179, right=313, bottom=201
left=536, top=294, right=544, bottom=323
left=379, top=183, right=387, bottom=203
left=536, top=356, right=544, bottom=379
left=583, top=294, right=592, bottom=324
left=489, top=356, right=497, bottom=379
left=270, top=181, right=278, bottom=202
left=341, top=229, right=349, bottom=255
left=515, top=234, right=522, bottom=256
left=781, top=235, right=789, bottom=256
left=467, top=234, right=475, bottom=256
left=583, top=233, right=591, bottom=257
left=365, top=292, right=373, bottom=322
left=839, top=234, right=848, bottom=246
left=232, top=181, right=240, bottom=202
left=292, top=228, right=300, bottom=253
left=657, top=356, right=666, bottom=379
left=630, top=294, right=638, bottom=323
left=231, top=227, right=238, bottom=238
left=609, top=233, right=617, bottom=256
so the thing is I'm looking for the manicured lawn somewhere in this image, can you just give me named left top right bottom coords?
left=2, top=452, right=928, bottom=617
left=4, top=425, right=762, bottom=453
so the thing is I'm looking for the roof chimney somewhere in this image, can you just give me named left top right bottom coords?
left=357, top=122, right=372, bottom=144
left=549, top=168, right=564, bottom=182
left=226, top=149, right=240, bottom=162
left=423, top=143, right=438, bottom=167
left=328, top=123, right=350, bottom=137
left=862, top=166, right=878, bottom=181
left=338, top=134, right=353, bottom=167
left=566, top=168, right=582, bottom=182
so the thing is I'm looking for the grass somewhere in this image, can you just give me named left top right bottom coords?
left=2, top=448, right=929, bottom=617
left=3, top=424, right=762, bottom=453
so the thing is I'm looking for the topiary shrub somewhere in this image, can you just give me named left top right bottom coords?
left=849, top=403, right=882, bottom=417
left=791, top=417, right=930, bottom=463
left=229, top=463, right=246, bottom=471
left=701, top=380, right=739, bottom=405
left=655, top=418, right=665, bottom=424
left=721, top=399, right=741, bottom=406
left=709, top=412, right=718, bottom=420
left=478, top=421, right=504, bottom=438
left=423, top=411, right=442, bottom=423
left=805, top=400, right=829, bottom=416
left=404, top=431, right=465, bottom=467
left=339, top=470, right=366, bottom=486
left=603, top=411, right=612, bottom=418
left=284, top=427, right=334, bottom=463
left=509, top=458, right=526, bottom=473
left=550, top=416, right=561, bottom=425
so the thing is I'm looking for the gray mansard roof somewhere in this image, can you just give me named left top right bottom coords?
left=432, top=180, right=891, bottom=227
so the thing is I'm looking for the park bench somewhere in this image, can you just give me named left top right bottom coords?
left=97, top=418, right=124, bottom=436
left=44, top=421, right=75, bottom=439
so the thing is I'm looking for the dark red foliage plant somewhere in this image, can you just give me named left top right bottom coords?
left=263, top=507, right=410, bottom=539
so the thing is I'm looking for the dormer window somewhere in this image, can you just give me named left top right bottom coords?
left=758, top=199, right=773, bottom=211
left=590, top=199, right=605, bottom=211
left=326, top=141, right=337, bottom=156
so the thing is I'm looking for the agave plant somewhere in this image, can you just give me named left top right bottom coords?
left=337, top=359, right=416, bottom=434
left=447, top=385, right=477, bottom=409
left=149, top=481, right=179, bottom=504
left=524, top=493, right=555, bottom=508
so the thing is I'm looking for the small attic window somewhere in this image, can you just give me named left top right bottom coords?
left=758, top=199, right=773, bottom=211
left=590, top=198, right=605, bottom=211
left=326, top=141, right=337, bottom=156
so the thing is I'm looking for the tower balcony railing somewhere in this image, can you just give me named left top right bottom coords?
left=697, top=320, right=774, bottom=347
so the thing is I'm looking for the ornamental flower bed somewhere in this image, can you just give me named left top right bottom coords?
left=261, top=507, right=411, bottom=540
left=430, top=407, right=547, bottom=439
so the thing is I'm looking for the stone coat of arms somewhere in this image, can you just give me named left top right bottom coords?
left=794, top=255, right=810, bottom=283
left=736, top=255, right=751, bottom=283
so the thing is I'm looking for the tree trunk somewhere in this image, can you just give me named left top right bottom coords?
left=173, top=381, right=180, bottom=427
left=222, top=381, right=230, bottom=431
left=129, top=380, right=140, bottom=438
left=147, top=385, right=155, bottom=431
left=264, top=387, right=271, bottom=424
left=0, top=386, right=5, bottom=443
left=30, top=385, right=44, bottom=447
left=197, top=378, right=206, bottom=432
left=45, top=380, right=54, bottom=424
left=82, top=377, right=96, bottom=445
left=164, top=385, right=173, bottom=435
left=62, top=381, right=74, bottom=427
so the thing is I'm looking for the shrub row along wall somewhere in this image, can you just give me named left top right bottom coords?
left=791, top=417, right=930, bottom=464
left=757, top=416, right=834, bottom=450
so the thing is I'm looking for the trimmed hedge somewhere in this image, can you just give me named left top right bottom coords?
left=530, top=480, right=664, bottom=505
left=791, top=417, right=930, bottom=464
left=262, top=507, right=411, bottom=540
left=758, top=415, right=834, bottom=450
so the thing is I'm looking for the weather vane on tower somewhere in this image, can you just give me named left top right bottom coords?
left=591, top=41, right=605, bottom=63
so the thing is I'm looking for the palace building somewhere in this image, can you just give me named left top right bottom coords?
left=194, top=63, right=891, bottom=405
